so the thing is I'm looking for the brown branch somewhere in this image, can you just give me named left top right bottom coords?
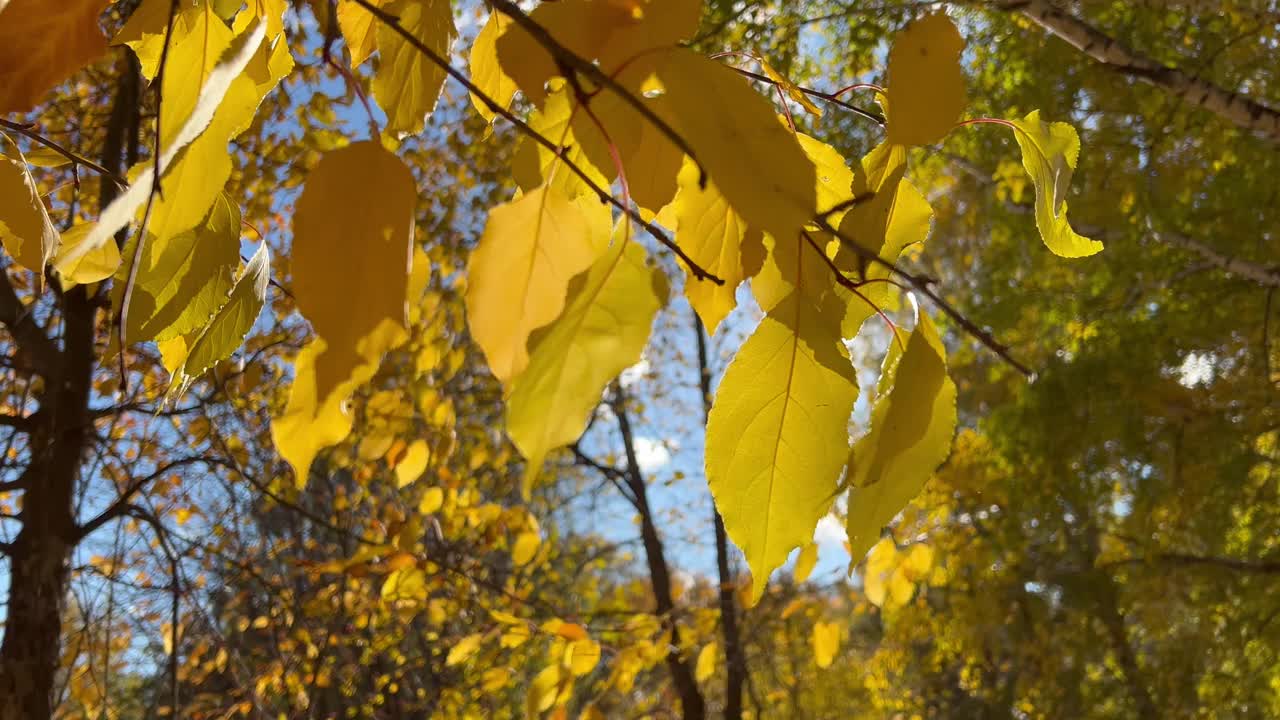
left=992, top=0, right=1280, bottom=143
left=724, top=66, right=886, bottom=126
left=814, top=217, right=1036, bottom=377
left=0, top=119, right=127, bottom=189
left=348, top=0, right=723, bottom=285
left=487, top=0, right=706, bottom=180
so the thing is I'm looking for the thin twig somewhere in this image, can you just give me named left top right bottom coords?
left=348, top=0, right=724, bottom=284
left=0, top=119, right=128, bottom=189
left=724, top=66, right=886, bottom=125
left=814, top=216, right=1035, bottom=377
left=487, top=0, right=707, bottom=184
left=152, top=0, right=183, bottom=199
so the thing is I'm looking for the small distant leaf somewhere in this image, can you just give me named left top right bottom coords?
left=381, top=566, right=428, bottom=603
left=812, top=621, right=841, bottom=668
left=793, top=543, right=819, bottom=583
left=373, top=0, right=455, bottom=134
left=657, top=48, right=817, bottom=240
left=0, top=0, right=110, bottom=113
left=1008, top=111, right=1103, bottom=258
left=396, top=440, right=430, bottom=488
left=292, top=140, right=417, bottom=401
left=466, top=186, right=606, bottom=385
left=511, top=531, right=540, bottom=566
left=885, top=13, right=966, bottom=146
left=445, top=634, right=484, bottom=666
left=845, top=309, right=957, bottom=564
left=418, top=486, right=444, bottom=514
left=695, top=642, right=718, bottom=683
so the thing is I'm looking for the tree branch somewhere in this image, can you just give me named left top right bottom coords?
left=993, top=0, right=1280, bottom=143
left=348, top=0, right=724, bottom=285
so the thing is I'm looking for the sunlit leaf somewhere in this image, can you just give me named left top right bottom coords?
left=885, top=13, right=966, bottom=146
left=292, top=140, right=416, bottom=401
left=466, top=185, right=606, bottom=385
left=1008, top=111, right=1103, bottom=258
left=845, top=309, right=957, bottom=565
left=373, top=0, right=455, bottom=134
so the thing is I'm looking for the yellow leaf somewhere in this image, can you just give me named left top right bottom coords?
left=292, top=141, right=416, bottom=401
left=396, top=440, right=430, bottom=488
left=673, top=159, right=757, bottom=334
left=0, top=155, right=59, bottom=274
left=112, top=0, right=173, bottom=79
left=1009, top=111, right=1103, bottom=258
left=812, top=621, right=841, bottom=668
left=384, top=551, right=416, bottom=571
left=468, top=11, right=517, bottom=124
left=527, top=664, right=564, bottom=714
left=494, top=0, right=618, bottom=107
left=505, top=222, right=665, bottom=494
left=336, top=0, right=386, bottom=67
left=372, top=0, right=455, bottom=134
left=77, top=18, right=269, bottom=266
left=142, top=24, right=292, bottom=243
left=567, top=638, right=600, bottom=677
left=381, top=566, right=427, bottom=603
left=657, top=48, right=816, bottom=240
left=511, top=82, right=610, bottom=200
left=695, top=642, right=717, bottom=683
left=511, top=530, right=540, bottom=566
left=481, top=667, right=511, bottom=691
left=418, top=486, right=444, bottom=514
left=845, top=309, right=956, bottom=564
left=445, top=633, right=483, bottom=666
left=112, top=194, right=241, bottom=345
left=170, top=241, right=270, bottom=388
left=903, top=543, right=934, bottom=578
left=466, top=186, right=606, bottom=385
left=797, top=134, right=854, bottom=223
left=793, top=543, right=818, bottom=583
left=835, top=143, right=933, bottom=310
left=760, top=56, right=822, bottom=116
left=706, top=287, right=858, bottom=601
left=863, top=538, right=896, bottom=607
left=0, top=0, right=109, bottom=113
left=272, top=320, right=405, bottom=486
left=885, top=13, right=966, bottom=146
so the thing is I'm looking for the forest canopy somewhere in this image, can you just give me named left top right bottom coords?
left=0, top=0, right=1277, bottom=718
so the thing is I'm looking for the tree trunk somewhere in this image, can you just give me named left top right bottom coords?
left=612, top=385, right=706, bottom=720
left=0, top=53, right=138, bottom=720
left=693, top=314, right=746, bottom=720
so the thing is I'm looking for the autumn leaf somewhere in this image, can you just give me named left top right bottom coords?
left=0, top=0, right=110, bottom=113
left=1009, top=111, right=1104, bottom=258
left=468, top=10, right=517, bottom=125
left=885, top=13, right=966, bottom=146
left=292, top=141, right=417, bottom=402
left=336, top=0, right=385, bottom=67
left=674, top=159, right=757, bottom=334
left=696, top=642, right=718, bottom=683
left=845, top=309, right=957, bottom=565
left=0, top=152, right=59, bottom=275
left=812, top=621, right=841, bottom=668
left=54, top=224, right=119, bottom=287
left=706, top=290, right=858, bottom=601
left=373, top=0, right=455, bottom=134
left=466, top=186, right=606, bottom=385
left=794, top=542, right=819, bottom=583
left=657, top=48, right=817, bottom=240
